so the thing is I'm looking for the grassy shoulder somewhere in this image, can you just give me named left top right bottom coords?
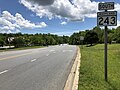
left=0, top=46, right=45, bottom=52
left=78, top=44, right=120, bottom=90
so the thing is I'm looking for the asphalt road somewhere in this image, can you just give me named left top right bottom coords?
left=0, top=45, right=77, bottom=90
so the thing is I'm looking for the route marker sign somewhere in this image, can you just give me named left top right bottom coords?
left=97, top=2, right=117, bottom=82
left=97, top=11, right=117, bottom=26
left=80, top=36, right=84, bottom=49
left=80, top=36, right=84, bottom=41
left=98, top=2, right=114, bottom=10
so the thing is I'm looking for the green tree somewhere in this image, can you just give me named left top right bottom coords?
left=0, top=38, right=4, bottom=47
left=92, top=26, right=104, bottom=43
left=115, top=26, right=120, bottom=43
left=12, top=37, right=25, bottom=48
left=69, top=33, right=81, bottom=45
left=0, top=34, right=5, bottom=46
left=84, top=30, right=99, bottom=46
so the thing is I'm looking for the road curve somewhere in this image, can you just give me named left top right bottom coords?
left=0, top=45, right=77, bottom=90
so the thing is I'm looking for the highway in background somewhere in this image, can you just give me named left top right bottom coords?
left=0, top=45, right=77, bottom=90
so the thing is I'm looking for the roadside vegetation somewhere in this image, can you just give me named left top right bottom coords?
left=0, top=26, right=120, bottom=49
left=0, top=24, right=120, bottom=89
left=0, top=33, right=69, bottom=48
left=69, top=26, right=120, bottom=45
left=78, top=44, right=120, bottom=90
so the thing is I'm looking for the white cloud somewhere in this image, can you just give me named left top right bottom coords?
left=61, top=21, right=67, bottom=25
left=19, top=0, right=98, bottom=21
left=0, top=11, right=47, bottom=33
left=25, top=0, right=55, bottom=6
left=51, top=30, right=80, bottom=36
left=115, top=3, right=120, bottom=13
left=20, top=0, right=120, bottom=21
left=14, top=12, right=47, bottom=29
left=0, top=27, right=21, bottom=34
left=117, top=20, right=120, bottom=26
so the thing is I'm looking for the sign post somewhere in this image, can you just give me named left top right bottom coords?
left=97, top=2, right=117, bottom=81
left=80, top=36, right=84, bottom=49
left=104, top=24, right=108, bottom=81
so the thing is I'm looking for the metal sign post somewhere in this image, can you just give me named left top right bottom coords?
left=97, top=2, right=117, bottom=81
left=104, top=23, right=108, bottom=81
left=80, top=36, right=84, bottom=49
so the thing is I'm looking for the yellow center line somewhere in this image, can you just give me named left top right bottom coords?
left=0, top=52, right=33, bottom=61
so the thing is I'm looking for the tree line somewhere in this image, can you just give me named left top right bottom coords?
left=69, top=26, right=120, bottom=46
left=0, top=33, right=69, bottom=48
left=0, top=26, right=120, bottom=48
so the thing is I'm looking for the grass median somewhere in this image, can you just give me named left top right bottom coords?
left=78, top=44, right=120, bottom=90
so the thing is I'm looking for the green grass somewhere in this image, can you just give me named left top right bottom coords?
left=0, top=46, right=45, bottom=52
left=78, top=44, right=120, bottom=90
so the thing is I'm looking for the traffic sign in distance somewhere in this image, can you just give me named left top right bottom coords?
left=98, top=2, right=114, bottom=10
left=80, top=36, right=84, bottom=41
left=97, top=11, right=117, bottom=26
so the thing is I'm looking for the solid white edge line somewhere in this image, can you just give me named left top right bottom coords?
left=0, top=70, right=9, bottom=75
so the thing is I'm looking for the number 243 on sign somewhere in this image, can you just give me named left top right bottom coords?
left=97, top=16, right=117, bottom=26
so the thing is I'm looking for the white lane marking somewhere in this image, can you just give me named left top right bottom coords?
left=46, top=54, right=49, bottom=56
left=53, top=52, right=56, bottom=53
left=49, top=50, right=55, bottom=52
left=39, top=48, right=46, bottom=51
left=31, top=59, right=37, bottom=62
left=63, top=50, right=73, bottom=52
left=0, top=70, right=9, bottom=75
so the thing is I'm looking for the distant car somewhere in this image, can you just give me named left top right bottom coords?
left=60, top=44, right=68, bottom=46
left=60, top=44, right=63, bottom=46
left=63, top=44, right=68, bottom=45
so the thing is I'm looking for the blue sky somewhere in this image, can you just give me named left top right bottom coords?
left=0, top=0, right=120, bottom=36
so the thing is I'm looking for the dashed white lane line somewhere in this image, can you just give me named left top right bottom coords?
left=49, top=50, right=55, bottom=52
left=63, top=50, right=73, bottom=52
left=46, top=54, right=49, bottom=56
left=0, top=70, right=9, bottom=75
left=31, top=59, right=37, bottom=62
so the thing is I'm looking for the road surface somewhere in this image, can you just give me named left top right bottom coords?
left=0, top=45, right=77, bottom=90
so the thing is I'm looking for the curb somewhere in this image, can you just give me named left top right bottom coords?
left=64, top=46, right=81, bottom=90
